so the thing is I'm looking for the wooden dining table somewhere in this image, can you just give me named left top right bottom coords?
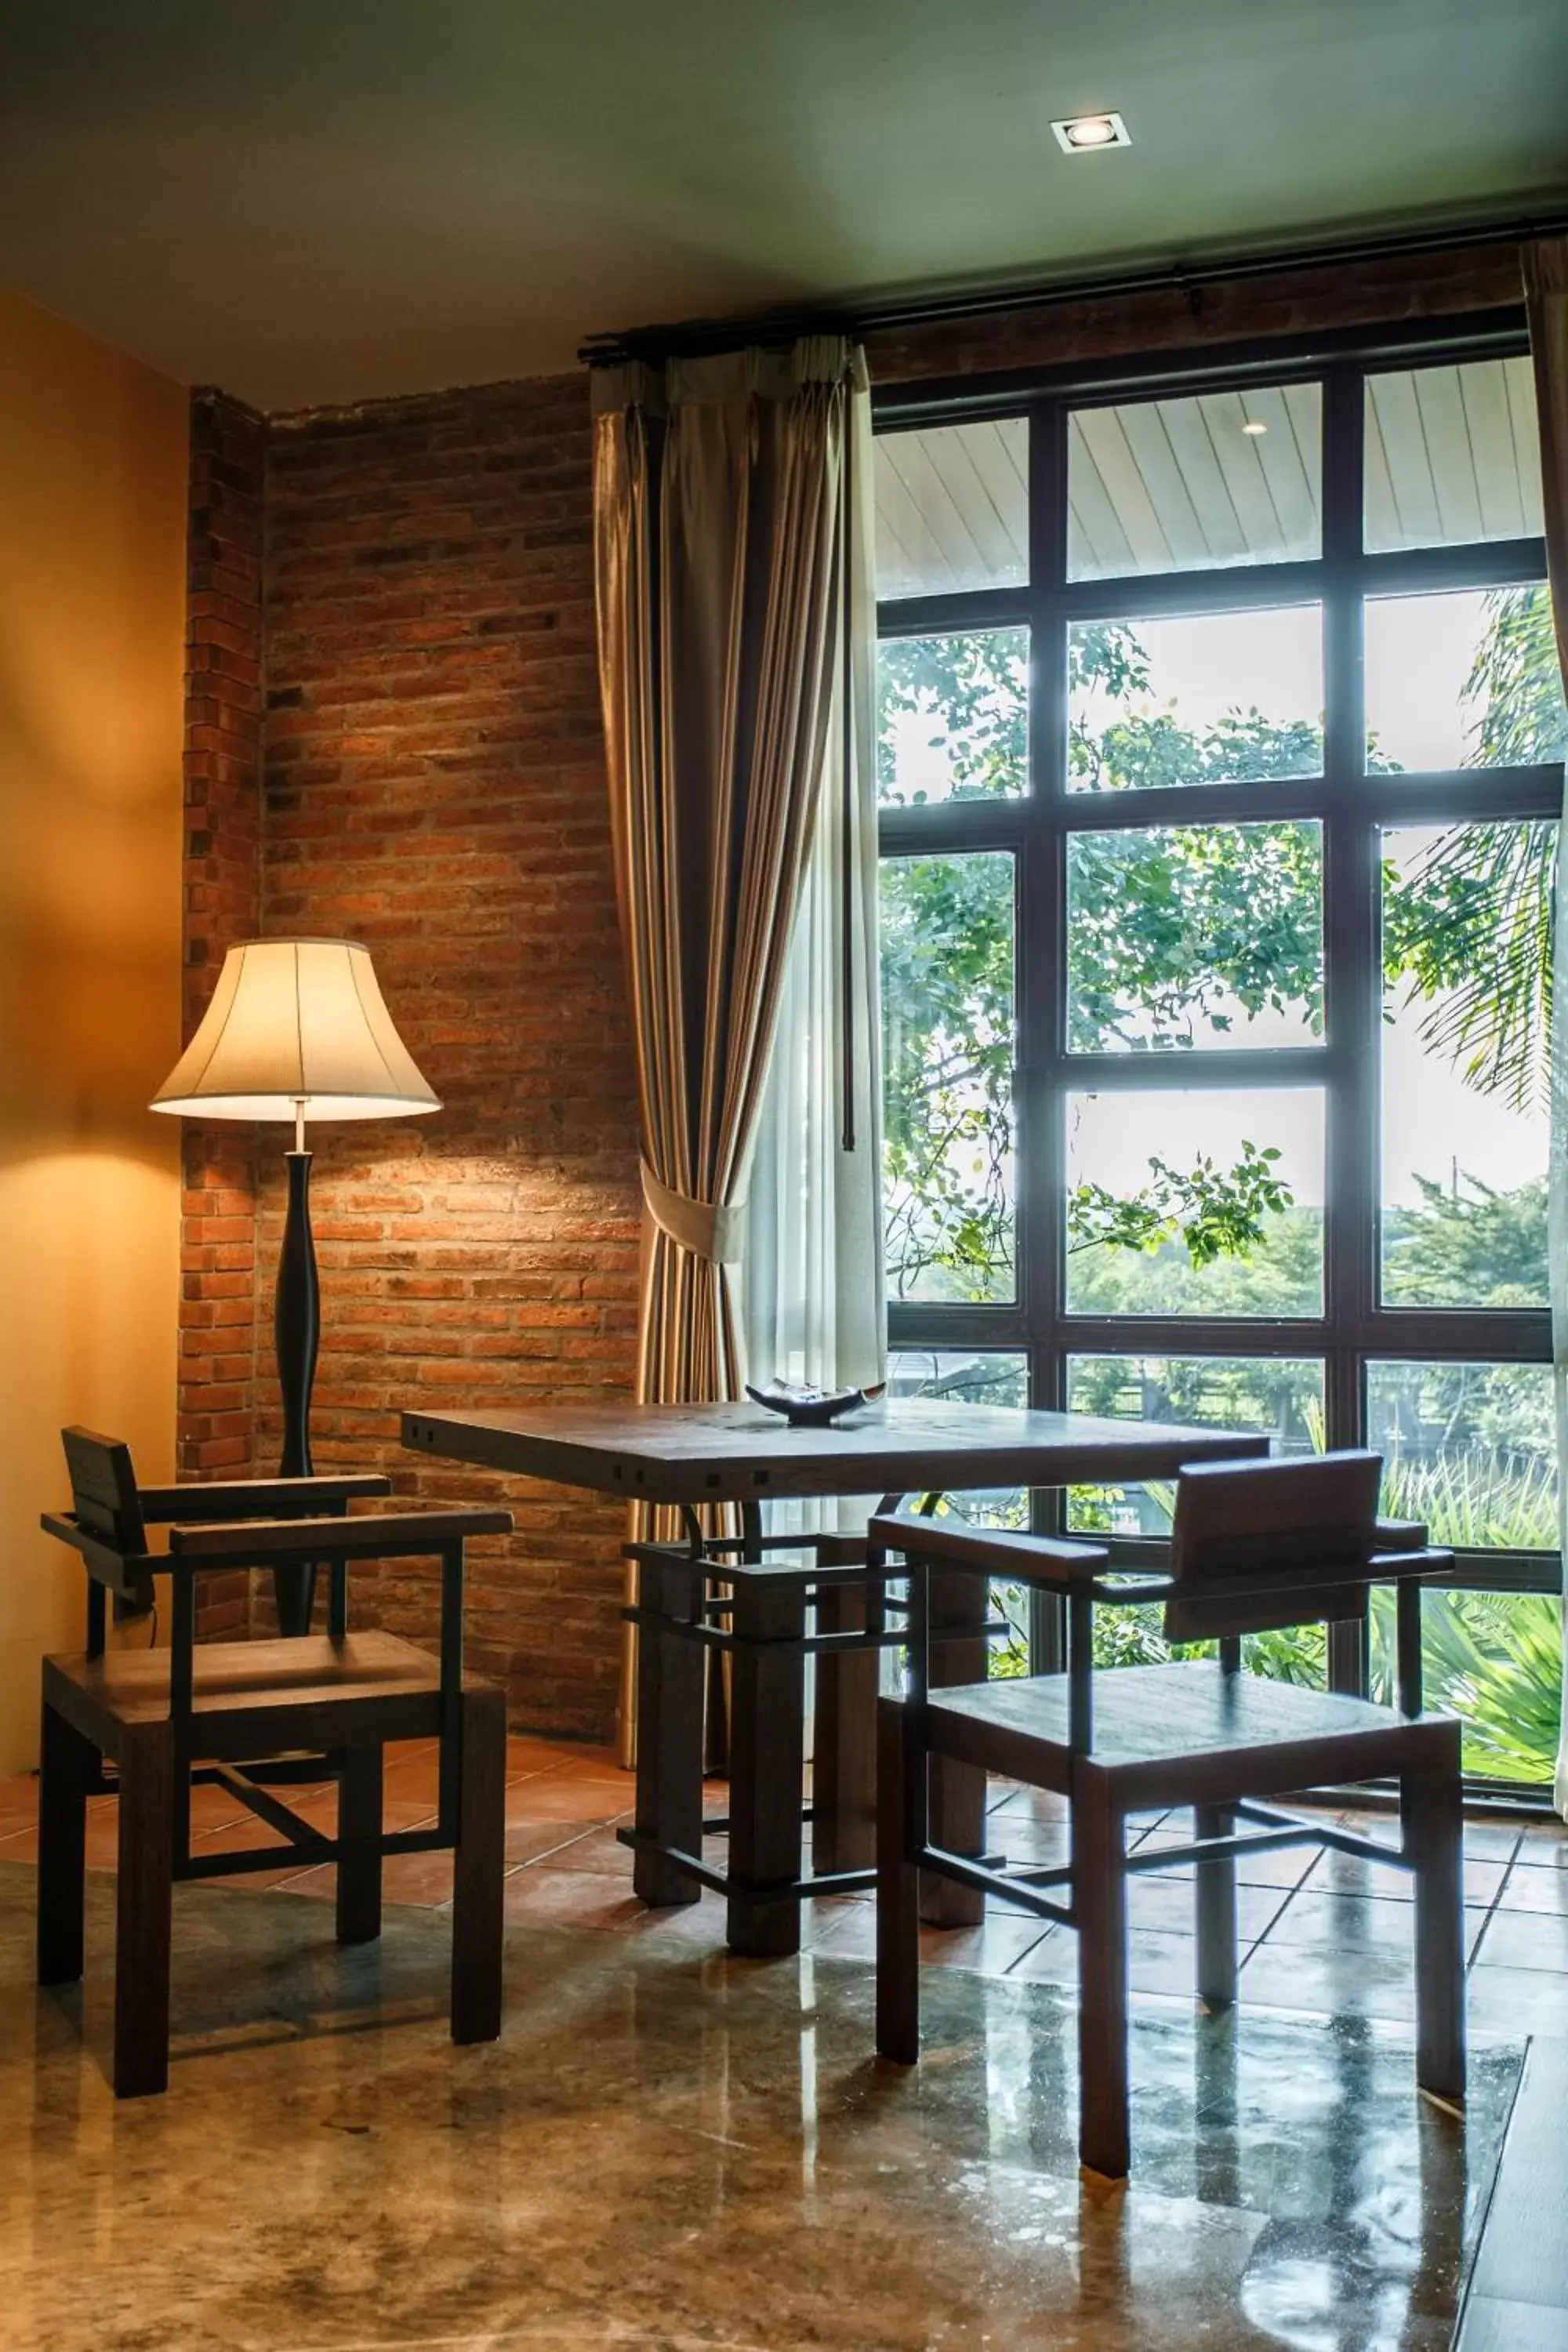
left=401, top=1397, right=1270, bottom=1955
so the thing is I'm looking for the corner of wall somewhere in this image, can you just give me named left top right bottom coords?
left=181, top=388, right=268, bottom=1636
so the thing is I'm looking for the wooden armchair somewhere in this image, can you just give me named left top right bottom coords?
left=38, top=1427, right=514, bottom=2095
left=870, top=1451, right=1464, bottom=2179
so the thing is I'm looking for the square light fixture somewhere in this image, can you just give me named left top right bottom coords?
left=1051, top=111, right=1131, bottom=154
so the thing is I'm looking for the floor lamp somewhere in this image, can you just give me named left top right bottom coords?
left=151, top=938, right=440, bottom=1634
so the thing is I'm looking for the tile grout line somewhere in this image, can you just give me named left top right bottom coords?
left=1466, top=1830, right=1523, bottom=1973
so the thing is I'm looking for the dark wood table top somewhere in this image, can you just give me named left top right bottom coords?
left=401, top=1397, right=1270, bottom=1506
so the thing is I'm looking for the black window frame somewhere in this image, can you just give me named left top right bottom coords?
left=874, top=309, right=1561, bottom=1784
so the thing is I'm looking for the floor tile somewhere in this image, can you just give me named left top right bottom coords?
left=1236, top=1937, right=1427, bottom=2023
left=986, top=1815, right=1071, bottom=1868
left=504, top=1817, right=607, bottom=1867
left=800, top=1902, right=878, bottom=1959
left=626, top=1887, right=733, bottom=1944
left=1498, top=1860, right=1568, bottom=1915
left=1472, top=1907, right=1568, bottom=1973
left=502, top=1776, right=634, bottom=1824
left=920, top=1915, right=1052, bottom=1976
left=1127, top=1814, right=1322, bottom=1890
left=1460, top=1820, right=1528, bottom=1862
left=985, top=1784, right=1069, bottom=1825
left=1303, top=1848, right=1508, bottom=1907
left=507, top=1735, right=622, bottom=1778
left=1511, top=1821, right=1568, bottom=1867
left=804, top=1903, right=1050, bottom=1975
left=499, top=1865, right=642, bottom=1929
left=1123, top=1871, right=1288, bottom=1943
left=1466, top=1963, right=1568, bottom=2037
left=528, top=1822, right=635, bottom=1876
left=1008, top=1923, right=1209, bottom=1998
left=1455, top=2294, right=1568, bottom=2352
left=278, top=1844, right=458, bottom=1909
left=1261, top=1889, right=1490, bottom=1962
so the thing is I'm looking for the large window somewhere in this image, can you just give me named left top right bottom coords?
left=874, top=332, right=1565, bottom=1788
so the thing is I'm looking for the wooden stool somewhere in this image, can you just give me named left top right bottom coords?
left=38, top=1427, right=513, bottom=2096
left=872, top=1452, right=1466, bottom=2180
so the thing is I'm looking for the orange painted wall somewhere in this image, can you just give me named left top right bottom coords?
left=0, top=287, right=189, bottom=1770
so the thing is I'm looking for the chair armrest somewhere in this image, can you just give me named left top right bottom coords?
left=1369, top=1543, right=1452, bottom=1580
left=869, top=1513, right=1107, bottom=1592
left=40, top=1512, right=158, bottom=1597
left=167, top=1507, right=514, bottom=1564
left=1373, top=1517, right=1427, bottom=1553
left=137, top=1473, right=393, bottom=1523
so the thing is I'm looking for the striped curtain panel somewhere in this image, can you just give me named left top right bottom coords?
left=592, top=338, right=870, bottom=1762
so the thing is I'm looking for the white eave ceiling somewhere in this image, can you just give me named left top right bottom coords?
left=874, top=359, right=1545, bottom=596
left=2, top=0, right=1566, bottom=413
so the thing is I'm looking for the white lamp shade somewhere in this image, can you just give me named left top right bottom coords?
left=150, top=938, right=441, bottom=1122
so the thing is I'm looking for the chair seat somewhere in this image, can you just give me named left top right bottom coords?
left=928, top=1662, right=1444, bottom=1809
left=44, top=1632, right=471, bottom=1759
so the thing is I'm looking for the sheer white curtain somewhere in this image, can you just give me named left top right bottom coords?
left=1524, top=241, right=1568, bottom=1817
left=743, top=359, right=885, bottom=1405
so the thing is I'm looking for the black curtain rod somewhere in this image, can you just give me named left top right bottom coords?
left=579, top=205, right=1568, bottom=369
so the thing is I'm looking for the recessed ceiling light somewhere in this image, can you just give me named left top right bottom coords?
left=1052, top=111, right=1131, bottom=153
left=1241, top=419, right=1269, bottom=436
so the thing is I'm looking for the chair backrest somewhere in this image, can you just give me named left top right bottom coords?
left=60, top=1427, right=148, bottom=1560
left=1164, top=1450, right=1382, bottom=1644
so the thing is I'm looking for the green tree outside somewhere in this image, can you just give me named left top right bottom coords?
left=879, top=584, right=1565, bottom=1769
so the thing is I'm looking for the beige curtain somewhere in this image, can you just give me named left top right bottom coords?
left=1523, top=240, right=1568, bottom=1818
left=745, top=364, right=885, bottom=1401
left=592, top=337, right=869, bottom=1761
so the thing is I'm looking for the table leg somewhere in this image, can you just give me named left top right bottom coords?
left=114, top=1720, right=174, bottom=2098
left=1406, top=1727, right=1465, bottom=2107
left=727, top=1577, right=807, bottom=1956
left=632, top=1551, right=706, bottom=1907
left=920, top=1564, right=988, bottom=1927
left=1076, top=1761, right=1131, bottom=2180
left=813, top=1579, right=877, bottom=1876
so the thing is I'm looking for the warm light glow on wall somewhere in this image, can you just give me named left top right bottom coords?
left=0, top=285, right=187, bottom=1771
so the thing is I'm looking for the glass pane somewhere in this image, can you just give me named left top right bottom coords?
left=881, top=852, right=1015, bottom=1303
left=1371, top=1589, right=1561, bottom=1784
left=1066, top=1353, right=1326, bottom=1682
left=887, top=1351, right=1030, bottom=1675
left=873, top=418, right=1029, bottom=599
left=1065, top=1087, right=1324, bottom=1316
left=1065, top=1352, right=1323, bottom=1534
left=877, top=628, right=1027, bottom=806
left=886, top=1349, right=1027, bottom=1410
left=1365, top=358, right=1544, bottom=553
left=1381, top=822, right=1552, bottom=1307
left=1067, top=820, right=1323, bottom=1052
left=1068, top=383, right=1321, bottom=579
left=1365, top=584, right=1566, bottom=773
left=1068, top=605, right=1323, bottom=793
left=1366, top=1360, right=1557, bottom=1550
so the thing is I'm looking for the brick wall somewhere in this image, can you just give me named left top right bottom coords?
left=862, top=241, right=1522, bottom=379
left=256, top=377, right=639, bottom=1736
left=178, top=238, right=1526, bottom=1733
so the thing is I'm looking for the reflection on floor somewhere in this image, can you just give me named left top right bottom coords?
left=0, top=1737, right=1563, bottom=2350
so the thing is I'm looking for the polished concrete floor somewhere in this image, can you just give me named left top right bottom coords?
left=0, top=1738, right=1561, bottom=2351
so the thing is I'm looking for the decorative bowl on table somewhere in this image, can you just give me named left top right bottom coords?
left=743, top=1381, right=878, bottom=1428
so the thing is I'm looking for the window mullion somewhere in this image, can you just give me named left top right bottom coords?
left=1320, top=360, right=1375, bottom=1693
left=1027, top=397, right=1069, bottom=1599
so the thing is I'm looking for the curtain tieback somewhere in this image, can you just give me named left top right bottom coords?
left=640, top=1161, right=747, bottom=1265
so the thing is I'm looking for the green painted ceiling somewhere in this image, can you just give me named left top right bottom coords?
left=2, top=0, right=1565, bottom=408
